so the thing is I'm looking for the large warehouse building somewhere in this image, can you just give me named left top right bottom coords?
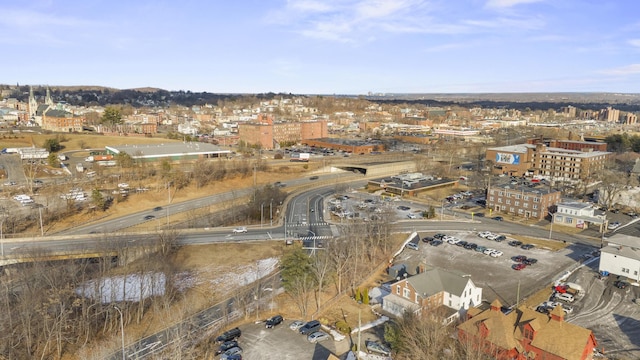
left=105, top=142, right=231, bottom=161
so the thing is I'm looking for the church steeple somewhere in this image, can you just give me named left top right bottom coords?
left=45, top=87, right=53, bottom=106
left=28, top=86, right=38, bottom=119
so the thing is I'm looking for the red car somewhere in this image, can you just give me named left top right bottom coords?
left=512, top=263, right=527, bottom=270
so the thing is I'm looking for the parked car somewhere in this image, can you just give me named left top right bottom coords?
left=513, top=255, right=527, bottom=262
left=523, top=258, right=538, bottom=265
left=475, top=245, right=487, bottom=253
left=554, top=292, right=575, bottom=302
left=430, top=240, right=443, bottom=246
left=216, top=327, right=242, bottom=343
left=396, top=205, right=410, bottom=211
left=607, top=222, right=621, bottom=230
left=405, top=242, right=419, bottom=251
left=456, top=240, right=468, bottom=247
left=483, top=248, right=495, bottom=255
left=494, top=235, right=507, bottom=242
left=490, top=250, right=503, bottom=257
left=464, top=243, right=478, bottom=250
left=614, top=280, right=629, bottom=289
left=407, top=213, right=418, bottom=219
left=492, top=216, right=504, bottom=221
left=508, top=240, right=523, bottom=247
left=307, top=331, right=330, bottom=343
left=220, top=346, right=243, bottom=360
left=215, top=341, right=239, bottom=355
left=433, top=233, right=446, bottom=239
left=299, top=320, right=321, bottom=335
left=309, top=176, right=319, bottom=180
left=633, top=298, right=640, bottom=305
left=266, top=315, right=284, bottom=328
left=478, top=231, right=492, bottom=238
left=289, top=320, right=305, bottom=331
left=512, top=263, right=527, bottom=271
left=521, top=244, right=535, bottom=250
left=422, top=236, right=434, bottom=243
left=535, top=305, right=549, bottom=314
left=232, top=227, right=248, bottom=233
left=365, top=340, right=391, bottom=356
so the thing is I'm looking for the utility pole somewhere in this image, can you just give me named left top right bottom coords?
left=270, top=199, right=273, bottom=226
left=261, top=203, right=264, bottom=228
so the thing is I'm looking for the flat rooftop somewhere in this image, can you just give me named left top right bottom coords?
left=106, top=142, right=231, bottom=158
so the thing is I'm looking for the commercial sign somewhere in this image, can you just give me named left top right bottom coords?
left=495, top=153, right=520, bottom=165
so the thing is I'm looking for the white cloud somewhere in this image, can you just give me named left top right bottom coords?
left=485, top=0, right=544, bottom=8
left=628, top=39, right=640, bottom=47
left=287, top=0, right=334, bottom=13
left=600, top=64, right=640, bottom=76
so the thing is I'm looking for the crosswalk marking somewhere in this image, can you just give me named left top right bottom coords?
left=288, top=222, right=328, bottom=227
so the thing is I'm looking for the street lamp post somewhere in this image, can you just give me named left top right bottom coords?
left=0, top=215, right=6, bottom=257
left=548, top=214, right=554, bottom=240
left=270, top=199, right=273, bottom=226
left=261, top=203, right=264, bottom=228
left=113, top=306, right=125, bottom=360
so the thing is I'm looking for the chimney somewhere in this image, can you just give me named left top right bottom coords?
left=550, top=305, right=564, bottom=322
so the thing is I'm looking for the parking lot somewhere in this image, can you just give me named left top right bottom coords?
left=229, top=320, right=346, bottom=360
left=395, top=229, right=594, bottom=307
left=565, top=265, right=640, bottom=358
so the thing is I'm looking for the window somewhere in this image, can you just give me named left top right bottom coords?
left=396, top=285, right=400, bottom=295
left=506, top=199, right=511, bottom=205
left=622, top=268, right=630, bottom=274
left=403, top=288, right=411, bottom=298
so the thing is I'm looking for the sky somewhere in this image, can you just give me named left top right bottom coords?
left=1, top=0, right=639, bottom=94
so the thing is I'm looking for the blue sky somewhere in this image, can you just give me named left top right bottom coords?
left=2, top=0, right=639, bottom=94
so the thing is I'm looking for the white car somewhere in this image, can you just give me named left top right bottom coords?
left=448, top=238, right=461, bottom=245
left=289, top=320, right=305, bottom=331
left=405, top=242, right=419, bottom=251
left=607, top=222, right=621, bottom=230
left=486, top=233, right=499, bottom=241
left=478, top=231, right=493, bottom=238
left=554, top=292, right=575, bottom=303
left=232, top=227, right=247, bottom=233
left=483, top=248, right=495, bottom=255
left=407, top=213, right=418, bottom=219
left=490, top=250, right=503, bottom=257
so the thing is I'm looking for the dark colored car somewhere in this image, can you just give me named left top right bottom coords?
left=143, top=215, right=155, bottom=220
left=614, top=280, right=629, bottom=289
left=535, top=306, right=549, bottom=314
left=266, top=315, right=284, bottom=328
left=513, top=255, right=527, bottom=263
left=521, top=244, right=535, bottom=250
left=434, top=233, right=446, bottom=239
left=512, top=263, right=527, bottom=270
left=153, top=206, right=163, bottom=211
left=474, top=212, right=485, bottom=217
left=215, top=340, right=239, bottom=355
left=422, top=236, right=434, bottom=243
left=430, top=240, right=443, bottom=246
left=495, top=235, right=507, bottom=242
left=456, top=240, right=468, bottom=247
left=464, top=243, right=478, bottom=250
left=365, top=340, right=391, bottom=356
left=396, top=205, right=410, bottom=211
left=492, top=216, right=504, bottom=221
left=523, top=258, right=538, bottom=265
left=508, top=240, right=523, bottom=247
left=299, top=320, right=321, bottom=335
left=309, top=176, right=319, bottom=180
left=216, top=327, right=242, bottom=343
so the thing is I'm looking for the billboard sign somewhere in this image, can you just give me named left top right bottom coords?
left=495, top=153, right=520, bottom=165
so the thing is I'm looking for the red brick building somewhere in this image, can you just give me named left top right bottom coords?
left=239, top=119, right=328, bottom=149
left=458, top=299, right=597, bottom=360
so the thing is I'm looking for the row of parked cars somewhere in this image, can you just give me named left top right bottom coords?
left=433, top=233, right=505, bottom=257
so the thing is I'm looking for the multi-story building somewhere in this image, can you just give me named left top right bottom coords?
left=487, top=183, right=561, bottom=220
left=599, top=234, right=640, bottom=282
left=382, top=266, right=482, bottom=324
left=486, top=141, right=611, bottom=181
left=238, top=119, right=327, bottom=149
left=42, top=109, right=85, bottom=132
left=458, top=299, right=597, bottom=360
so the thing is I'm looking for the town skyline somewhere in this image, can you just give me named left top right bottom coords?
left=1, top=0, right=639, bottom=94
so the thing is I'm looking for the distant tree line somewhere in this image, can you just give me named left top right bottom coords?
left=605, top=133, right=640, bottom=153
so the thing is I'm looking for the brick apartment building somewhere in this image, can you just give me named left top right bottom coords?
left=486, top=139, right=611, bottom=180
left=239, top=119, right=328, bottom=149
left=487, top=183, right=561, bottom=220
left=42, top=109, right=86, bottom=132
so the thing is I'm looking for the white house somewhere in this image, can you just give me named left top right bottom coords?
left=552, top=201, right=607, bottom=232
left=382, top=267, right=482, bottom=324
left=599, top=234, right=640, bottom=282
